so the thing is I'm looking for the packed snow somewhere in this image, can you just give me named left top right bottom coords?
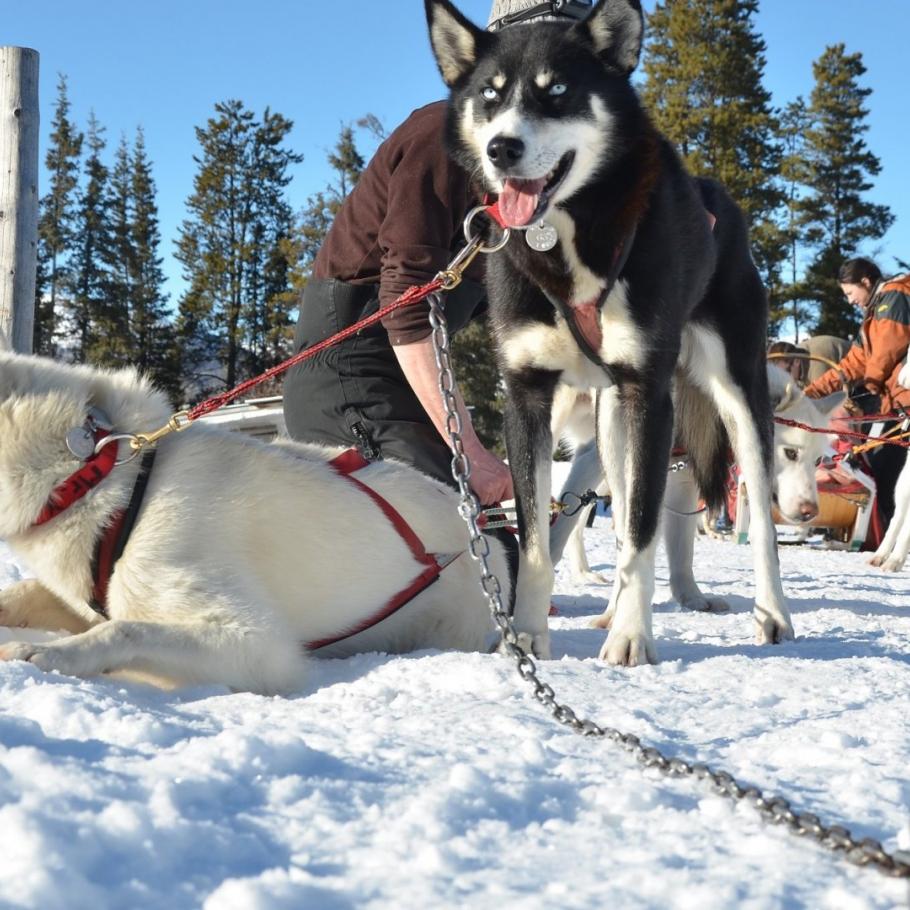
left=0, top=472, right=908, bottom=909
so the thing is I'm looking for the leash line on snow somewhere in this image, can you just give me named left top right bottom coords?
left=427, top=292, right=910, bottom=881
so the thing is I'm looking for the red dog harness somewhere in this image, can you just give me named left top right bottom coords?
left=31, top=419, right=157, bottom=618
left=32, top=434, right=459, bottom=634
left=306, top=449, right=461, bottom=651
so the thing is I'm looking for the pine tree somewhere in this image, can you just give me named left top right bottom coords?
left=283, top=122, right=371, bottom=311
left=129, top=128, right=180, bottom=400
left=34, top=75, right=82, bottom=355
left=244, top=110, right=300, bottom=377
left=799, top=44, right=894, bottom=337
left=69, top=112, right=113, bottom=363
left=641, top=0, right=784, bottom=290
left=774, top=98, right=814, bottom=341
left=101, top=136, right=135, bottom=367
left=326, top=126, right=365, bottom=204
left=175, top=100, right=301, bottom=397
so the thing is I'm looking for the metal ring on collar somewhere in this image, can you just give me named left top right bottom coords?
left=94, top=433, right=143, bottom=466
left=463, top=205, right=511, bottom=252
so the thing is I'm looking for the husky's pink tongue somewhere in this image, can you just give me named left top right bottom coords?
left=498, top=178, right=546, bottom=228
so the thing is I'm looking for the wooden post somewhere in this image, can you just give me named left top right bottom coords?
left=0, top=47, right=39, bottom=353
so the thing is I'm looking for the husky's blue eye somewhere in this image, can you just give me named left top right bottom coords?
left=549, top=83, right=567, bottom=96
left=482, top=87, right=499, bottom=102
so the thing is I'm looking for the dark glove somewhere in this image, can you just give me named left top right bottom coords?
left=849, top=383, right=883, bottom=416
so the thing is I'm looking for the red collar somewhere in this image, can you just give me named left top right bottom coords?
left=32, top=427, right=119, bottom=527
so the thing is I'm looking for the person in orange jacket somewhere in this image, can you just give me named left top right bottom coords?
left=804, top=257, right=910, bottom=527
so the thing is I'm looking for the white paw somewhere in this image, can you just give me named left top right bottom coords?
left=882, top=556, right=906, bottom=572
left=571, top=569, right=611, bottom=586
left=590, top=607, right=615, bottom=630
left=599, top=629, right=658, bottom=666
left=868, top=553, right=885, bottom=567
left=0, top=641, right=39, bottom=663
left=678, top=592, right=730, bottom=614
left=495, top=631, right=534, bottom=657
left=753, top=608, right=795, bottom=645
left=528, top=632, right=551, bottom=659
left=0, top=641, right=87, bottom=677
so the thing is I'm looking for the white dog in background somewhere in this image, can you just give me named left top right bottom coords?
left=869, top=360, right=910, bottom=571
left=0, top=350, right=508, bottom=693
left=550, top=365, right=845, bottom=614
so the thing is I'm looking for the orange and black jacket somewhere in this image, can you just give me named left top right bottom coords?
left=805, top=274, right=910, bottom=412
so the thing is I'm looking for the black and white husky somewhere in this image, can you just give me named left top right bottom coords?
left=426, top=0, right=793, bottom=664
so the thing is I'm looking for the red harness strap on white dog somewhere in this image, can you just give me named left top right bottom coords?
left=33, top=431, right=118, bottom=527
left=90, top=449, right=157, bottom=617
left=305, top=449, right=458, bottom=651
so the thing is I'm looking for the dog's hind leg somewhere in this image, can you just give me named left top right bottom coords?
left=0, top=615, right=309, bottom=694
left=692, top=337, right=793, bottom=644
left=664, top=464, right=729, bottom=613
left=504, top=368, right=561, bottom=659
left=0, top=579, right=94, bottom=633
left=592, top=383, right=670, bottom=666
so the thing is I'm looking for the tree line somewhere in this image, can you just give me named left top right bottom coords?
left=642, top=0, right=894, bottom=340
left=33, top=0, right=895, bottom=420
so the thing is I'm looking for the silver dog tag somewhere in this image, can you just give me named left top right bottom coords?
left=525, top=221, right=558, bottom=252
left=65, top=426, right=96, bottom=460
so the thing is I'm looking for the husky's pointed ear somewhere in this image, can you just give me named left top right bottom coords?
left=576, top=0, right=644, bottom=76
left=425, top=0, right=486, bottom=87
left=766, top=364, right=794, bottom=412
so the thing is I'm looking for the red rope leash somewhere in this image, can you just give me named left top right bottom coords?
left=774, top=416, right=910, bottom=449
left=187, top=278, right=444, bottom=421
left=830, top=412, right=904, bottom=424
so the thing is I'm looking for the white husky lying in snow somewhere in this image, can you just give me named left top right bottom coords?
left=550, top=365, right=845, bottom=616
left=0, top=351, right=508, bottom=693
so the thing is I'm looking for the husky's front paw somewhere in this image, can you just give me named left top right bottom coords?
left=753, top=608, right=795, bottom=645
left=678, top=592, right=730, bottom=614
left=571, top=569, right=611, bottom=586
left=0, top=641, right=90, bottom=678
left=589, top=606, right=615, bottom=629
left=496, top=631, right=541, bottom=658
left=0, top=641, right=39, bottom=663
left=870, top=550, right=906, bottom=572
left=599, top=629, right=657, bottom=666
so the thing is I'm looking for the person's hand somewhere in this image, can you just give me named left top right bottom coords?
left=462, top=439, right=514, bottom=506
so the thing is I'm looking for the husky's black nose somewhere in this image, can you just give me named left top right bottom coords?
left=486, top=135, right=524, bottom=168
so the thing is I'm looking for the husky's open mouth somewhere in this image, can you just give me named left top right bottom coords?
left=497, top=151, right=575, bottom=228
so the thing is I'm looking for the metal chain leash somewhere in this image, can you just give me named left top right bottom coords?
left=427, top=290, right=910, bottom=881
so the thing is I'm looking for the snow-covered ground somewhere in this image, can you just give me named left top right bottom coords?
left=0, top=502, right=909, bottom=908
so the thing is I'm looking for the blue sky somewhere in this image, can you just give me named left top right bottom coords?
left=6, top=0, right=909, bottom=300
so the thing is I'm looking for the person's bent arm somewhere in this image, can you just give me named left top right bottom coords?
left=392, top=336, right=513, bottom=506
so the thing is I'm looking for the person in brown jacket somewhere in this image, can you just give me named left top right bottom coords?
left=804, top=257, right=910, bottom=526
left=283, top=0, right=594, bottom=506
left=282, top=1, right=597, bottom=595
